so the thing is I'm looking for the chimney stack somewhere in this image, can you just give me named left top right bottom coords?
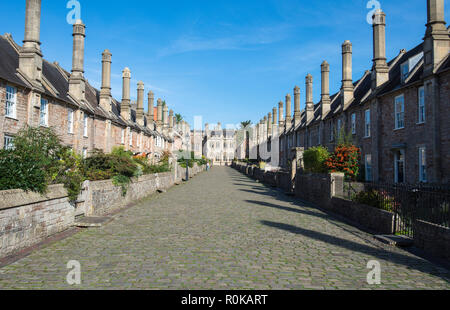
left=294, top=86, right=301, bottom=127
left=278, top=101, right=285, bottom=133
left=169, top=110, right=174, bottom=130
left=272, top=108, right=277, bottom=125
left=68, top=20, right=86, bottom=102
left=341, top=40, right=354, bottom=111
left=285, top=94, right=292, bottom=130
left=19, top=0, right=43, bottom=89
left=99, top=49, right=112, bottom=112
left=157, top=99, right=163, bottom=128
left=267, top=112, right=272, bottom=137
left=372, top=10, right=389, bottom=89
left=121, top=67, right=131, bottom=121
left=306, top=74, right=314, bottom=123
left=136, top=81, right=145, bottom=126
left=321, top=61, right=331, bottom=119
left=424, top=0, right=450, bottom=76
left=163, top=103, right=169, bottom=130
left=147, top=91, right=154, bottom=128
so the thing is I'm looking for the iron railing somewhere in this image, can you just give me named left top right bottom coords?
left=355, top=182, right=450, bottom=237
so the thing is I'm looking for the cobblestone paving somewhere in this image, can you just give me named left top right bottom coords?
left=0, top=167, right=449, bottom=289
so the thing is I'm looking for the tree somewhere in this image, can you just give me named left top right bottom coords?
left=175, top=113, right=183, bottom=124
left=240, top=120, right=252, bottom=129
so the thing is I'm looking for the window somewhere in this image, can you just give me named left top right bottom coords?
left=40, top=98, right=49, bottom=126
left=395, top=95, right=405, bottom=129
left=4, top=135, right=14, bottom=150
left=67, top=108, right=74, bottom=134
left=365, top=154, right=372, bottom=182
left=83, top=114, right=88, bottom=137
left=121, top=129, right=125, bottom=144
left=418, top=86, right=425, bottom=123
left=365, top=109, right=371, bottom=137
left=419, top=147, right=427, bottom=183
left=351, top=113, right=356, bottom=135
left=400, top=63, right=409, bottom=83
left=82, top=148, right=88, bottom=159
left=394, top=149, right=405, bottom=183
left=5, top=86, right=17, bottom=118
left=129, top=131, right=133, bottom=146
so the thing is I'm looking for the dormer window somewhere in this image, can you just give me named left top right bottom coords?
left=400, top=52, right=424, bottom=83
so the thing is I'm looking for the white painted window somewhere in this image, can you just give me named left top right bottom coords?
left=121, top=129, right=125, bottom=144
left=4, top=135, right=14, bottom=150
left=83, top=114, right=88, bottom=137
left=82, top=148, right=88, bottom=158
left=419, top=147, right=427, bottom=183
left=351, top=113, right=356, bottom=135
left=365, top=154, right=372, bottom=182
left=5, top=86, right=17, bottom=118
left=67, top=108, right=74, bottom=134
left=129, top=131, right=133, bottom=147
left=395, top=95, right=405, bottom=129
left=39, top=98, right=49, bottom=127
left=418, top=86, right=425, bottom=123
left=365, top=109, right=371, bottom=137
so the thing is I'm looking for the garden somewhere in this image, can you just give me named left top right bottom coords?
left=0, top=126, right=172, bottom=201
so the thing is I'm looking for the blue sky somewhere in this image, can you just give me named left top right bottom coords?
left=0, top=0, right=448, bottom=127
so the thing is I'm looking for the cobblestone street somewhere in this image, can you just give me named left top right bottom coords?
left=0, top=167, right=449, bottom=290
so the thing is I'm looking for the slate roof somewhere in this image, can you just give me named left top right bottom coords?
left=0, top=34, right=165, bottom=138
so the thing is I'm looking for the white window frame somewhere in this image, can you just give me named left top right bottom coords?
left=82, top=148, right=88, bottom=159
left=83, top=114, right=88, bottom=137
left=129, top=130, right=133, bottom=147
left=364, top=109, right=371, bottom=138
left=394, top=95, right=405, bottom=130
left=5, top=85, right=17, bottom=119
left=365, top=154, right=372, bottom=182
left=39, top=98, right=49, bottom=127
left=351, top=113, right=356, bottom=135
left=418, top=86, right=425, bottom=124
left=121, top=129, right=125, bottom=144
left=67, top=108, right=74, bottom=134
left=419, top=147, right=427, bottom=183
left=4, top=135, right=14, bottom=150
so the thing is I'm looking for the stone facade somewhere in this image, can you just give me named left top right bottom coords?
left=252, top=1, right=450, bottom=185
left=203, top=123, right=237, bottom=165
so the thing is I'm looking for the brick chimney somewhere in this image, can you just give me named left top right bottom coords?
left=147, top=91, right=154, bottom=128
left=136, top=81, right=145, bottom=126
left=372, top=9, right=389, bottom=89
left=423, top=0, right=450, bottom=76
left=163, top=103, right=169, bottom=130
left=267, top=112, right=272, bottom=137
left=99, top=49, right=112, bottom=112
left=68, top=20, right=86, bottom=102
left=169, top=109, right=174, bottom=130
left=120, top=67, right=131, bottom=121
left=321, top=61, right=331, bottom=119
left=341, top=40, right=354, bottom=111
left=305, top=74, right=314, bottom=123
left=285, top=94, right=292, bottom=130
left=19, top=0, right=43, bottom=90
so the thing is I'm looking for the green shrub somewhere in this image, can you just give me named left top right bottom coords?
left=0, top=149, right=48, bottom=194
left=352, top=189, right=395, bottom=212
left=112, top=174, right=131, bottom=196
left=303, top=146, right=330, bottom=173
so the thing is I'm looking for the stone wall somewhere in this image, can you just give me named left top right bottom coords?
left=413, top=220, right=450, bottom=261
left=0, top=163, right=205, bottom=258
left=0, top=184, right=74, bottom=258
